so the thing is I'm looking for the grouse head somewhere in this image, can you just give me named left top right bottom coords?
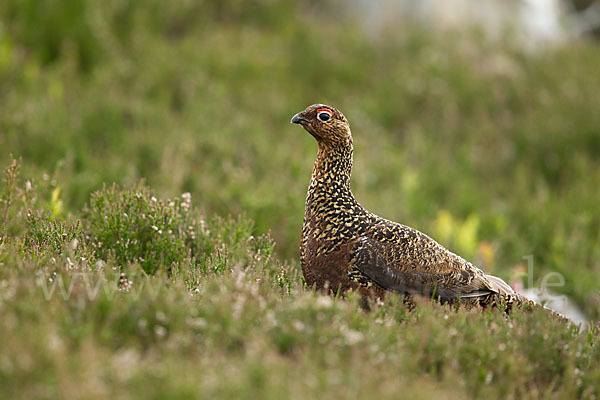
left=291, top=104, right=351, bottom=148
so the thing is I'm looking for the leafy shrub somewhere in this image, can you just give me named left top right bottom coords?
left=84, top=183, right=197, bottom=274
left=83, top=183, right=275, bottom=276
left=24, top=211, right=95, bottom=267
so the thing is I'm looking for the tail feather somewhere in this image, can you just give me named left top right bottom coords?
left=484, top=274, right=572, bottom=324
left=511, top=291, right=573, bottom=324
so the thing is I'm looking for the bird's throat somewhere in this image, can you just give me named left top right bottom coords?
left=307, top=142, right=354, bottom=205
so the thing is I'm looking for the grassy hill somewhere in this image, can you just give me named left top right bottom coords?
left=1, top=1, right=599, bottom=398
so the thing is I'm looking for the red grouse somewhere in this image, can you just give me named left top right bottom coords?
left=291, top=103, right=565, bottom=317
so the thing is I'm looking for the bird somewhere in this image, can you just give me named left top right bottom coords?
left=291, top=103, right=569, bottom=320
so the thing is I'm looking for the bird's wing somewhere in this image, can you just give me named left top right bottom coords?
left=351, top=222, right=509, bottom=301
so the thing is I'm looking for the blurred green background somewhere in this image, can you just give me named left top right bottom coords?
left=1, top=0, right=599, bottom=315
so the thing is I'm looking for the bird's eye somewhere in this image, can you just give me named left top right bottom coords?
left=317, top=110, right=332, bottom=122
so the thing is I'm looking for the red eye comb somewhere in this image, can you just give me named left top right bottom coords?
left=316, top=108, right=332, bottom=115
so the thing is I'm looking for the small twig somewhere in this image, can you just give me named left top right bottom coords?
left=1, top=154, right=21, bottom=228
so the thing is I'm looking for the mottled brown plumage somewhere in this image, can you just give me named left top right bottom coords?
left=292, top=103, right=567, bottom=319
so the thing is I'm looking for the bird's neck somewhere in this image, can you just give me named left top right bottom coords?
left=308, top=139, right=354, bottom=201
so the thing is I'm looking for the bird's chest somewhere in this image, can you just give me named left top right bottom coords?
left=302, top=211, right=357, bottom=254
left=300, top=200, right=366, bottom=289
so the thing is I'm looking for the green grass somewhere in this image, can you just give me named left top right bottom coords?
left=1, top=0, right=600, bottom=398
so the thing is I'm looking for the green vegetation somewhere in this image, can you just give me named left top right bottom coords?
left=1, top=1, right=599, bottom=398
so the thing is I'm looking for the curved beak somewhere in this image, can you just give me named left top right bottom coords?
left=291, top=113, right=309, bottom=125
